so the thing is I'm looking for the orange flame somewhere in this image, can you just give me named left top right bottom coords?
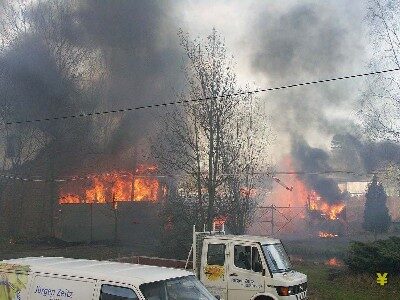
left=133, top=177, right=159, bottom=201
left=325, top=257, right=343, bottom=267
left=213, top=216, right=227, bottom=232
left=308, top=194, right=345, bottom=220
left=86, top=177, right=106, bottom=203
left=59, top=165, right=161, bottom=204
left=268, top=157, right=312, bottom=208
left=59, top=194, right=80, bottom=204
left=318, top=231, right=338, bottom=238
left=271, top=157, right=345, bottom=219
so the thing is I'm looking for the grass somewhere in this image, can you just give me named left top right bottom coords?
left=0, top=241, right=152, bottom=261
left=284, top=238, right=349, bottom=259
left=285, top=237, right=400, bottom=299
left=294, top=262, right=400, bottom=300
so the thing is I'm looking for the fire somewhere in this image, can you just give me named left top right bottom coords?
left=59, top=194, right=80, bottom=204
left=111, top=173, right=132, bottom=201
left=270, top=157, right=345, bottom=220
left=323, top=203, right=345, bottom=220
left=318, top=231, right=338, bottom=238
left=249, top=156, right=346, bottom=236
left=267, top=157, right=314, bottom=210
left=213, top=216, right=227, bottom=232
left=133, top=177, right=159, bottom=201
left=86, top=177, right=106, bottom=202
left=308, top=192, right=345, bottom=220
left=325, top=257, right=343, bottom=267
left=59, top=165, right=162, bottom=204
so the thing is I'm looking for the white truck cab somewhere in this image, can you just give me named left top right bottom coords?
left=192, top=227, right=307, bottom=300
left=0, top=257, right=216, bottom=300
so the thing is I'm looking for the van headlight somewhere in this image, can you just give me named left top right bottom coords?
left=276, top=286, right=293, bottom=296
left=276, top=283, right=307, bottom=296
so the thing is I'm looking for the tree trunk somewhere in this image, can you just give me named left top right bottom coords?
left=207, top=102, right=214, bottom=230
left=194, top=116, right=204, bottom=224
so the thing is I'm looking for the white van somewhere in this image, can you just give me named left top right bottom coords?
left=191, top=226, right=307, bottom=300
left=0, top=257, right=216, bottom=300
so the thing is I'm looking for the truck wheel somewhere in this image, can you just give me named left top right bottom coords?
left=254, top=296, right=274, bottom=300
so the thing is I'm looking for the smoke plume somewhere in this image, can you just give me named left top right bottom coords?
left=249, top=1, right=396, bottom=195
left=0, top=0, right=181, bottom=174
left=291, top=136, right=344, bottom=204
left=251, top=1, right=366, bottom=144
left=332, top=133, right=400, bottom=172
left=74, top=0, right=181, bottom=151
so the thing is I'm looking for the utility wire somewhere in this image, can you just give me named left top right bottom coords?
left=0, top=172, right=167, bottom=183
left=0, top=169, right=385, bottom=183
left=2, top=67, right=399, bottom=127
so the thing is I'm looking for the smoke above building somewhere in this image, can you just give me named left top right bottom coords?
left=0, top=0, right=182, bottom=176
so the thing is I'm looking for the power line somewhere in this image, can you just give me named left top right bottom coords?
left=3, top=67, right=399, bottom=127
left=0, top=172, right=167, bottom=183
left=0, top=169, right=384, bottom=183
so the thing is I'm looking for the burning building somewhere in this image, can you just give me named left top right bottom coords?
left=57, top=165, right=168, bottom=245
left=59, top=165, right=163, bottom=205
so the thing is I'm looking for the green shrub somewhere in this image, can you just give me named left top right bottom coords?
left=345, top=237, right=400, bottom=274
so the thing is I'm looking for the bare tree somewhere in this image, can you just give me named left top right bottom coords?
left=219, top=98, right=273, bottom=233
left=361, top=0, right=400, bottom=142
left=155, top=29, right=273, bottom=232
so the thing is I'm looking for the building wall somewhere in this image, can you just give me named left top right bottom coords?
left=57, top=202, right=162, bottom=246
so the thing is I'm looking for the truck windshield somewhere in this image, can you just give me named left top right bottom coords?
left=140, top=275, right=216, bottom=300
left=262, top=243, right=292, bottom=273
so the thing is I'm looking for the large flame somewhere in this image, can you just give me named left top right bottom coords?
left=268, top=157, right=311, bottom=208
left=271, top=157, right=345, bottom=220
left=307, top=191, right=345, bottom=220
left=59, top=165, right=161, bottom=204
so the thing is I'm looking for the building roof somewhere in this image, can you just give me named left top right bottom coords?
left=206, top=234, right=280, bottom=244
left=1, top=257, right=192, bottom=286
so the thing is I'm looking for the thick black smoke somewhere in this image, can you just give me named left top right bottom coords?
left=73, top=0, right=181, bottom=152
left=291, top=136, right=344, bottom=204
left=0, top=36, right=86, bottom=138
left=253, top=4, right=346, bottom=82
left=291, top=133, right=400, bottom=203
left=0, top=1, right=183, bottom=239
left=0, top=0, right=181, bottom=174
left=332, top=133, right=400, bottom=172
